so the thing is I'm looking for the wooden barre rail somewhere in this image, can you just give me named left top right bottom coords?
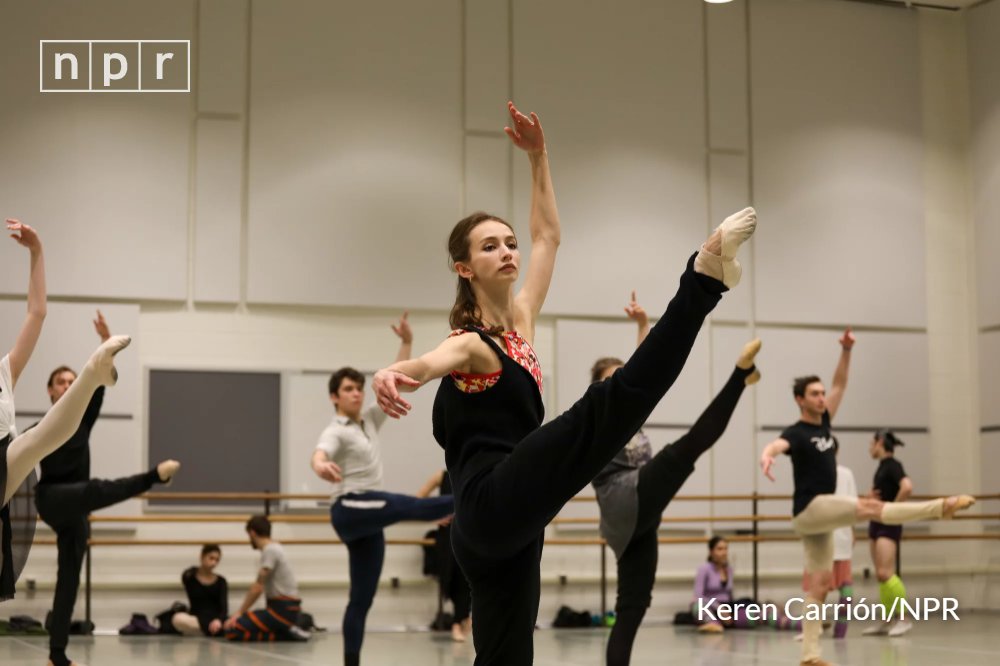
left=29, top=533, right=1000, bottom=548
left=85, top=513, right=1000, bottom=524
left=136, top=492, right=1000, bottom=503
left=39, top=487, right=1000, bottom=628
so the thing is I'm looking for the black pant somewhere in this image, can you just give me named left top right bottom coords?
left=445, top=562, right=471, bottom=624
left=452, top=256, right=725, bottom=665
left=330, top=491, right=453, bottom=659
left=36, top=469, right=158, bottom=665
left=607, top=363, right=752, bottom=666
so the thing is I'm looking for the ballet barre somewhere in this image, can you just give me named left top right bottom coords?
left=28, top=491, right=999, bottom=621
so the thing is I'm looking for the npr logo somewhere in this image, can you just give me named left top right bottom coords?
left=40, top=40, right=190, bottom=93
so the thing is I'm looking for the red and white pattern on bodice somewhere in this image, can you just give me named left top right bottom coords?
left=448, top=328, right=543, bottom=395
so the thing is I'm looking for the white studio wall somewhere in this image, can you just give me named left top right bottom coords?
left=750, top=0, right=926, bottom=328
left=512, top=0, right=709, bottom=318
left=968, top=0, right=1000, bottom=330
left=245, top=0, right=463, bottom=310
left=0, top=1, right=193, bottom=301
left=968, top=0, right=1000, bottom=517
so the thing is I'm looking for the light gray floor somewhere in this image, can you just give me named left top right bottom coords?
left=3, top=613, right=999, bottom=665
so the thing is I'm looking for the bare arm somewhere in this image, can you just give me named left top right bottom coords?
left=311, top=449, right=342, bottom=483
left=760, top=438, right=791, bottom=482
left=826, top=328, right=855, bottom=421
left=372, top=334, right=480, bottom=418
left=624, top=290, right=650, bottom=347
left=507, top=103, right=560, bottom=343
left=236, top=568, right=268, bottom=616
left=896, top=477, right=913, bottom=502
left=391, top=311, right=413, bottom=363
left=415, top=470, right=444, bottom=499
left=7, top=220, right=46, bottom=386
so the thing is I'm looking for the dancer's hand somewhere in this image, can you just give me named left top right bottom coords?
left=7, top=219, right=41, bottom=253
left=437, top=515, right=454, bottom=527
left=314, top=460, right=343, bottom=483
left=93, top=309, right=111, bottom=342
left=624, top=290, right=648, bottom=327
left=223, top=616, right=237, bottom=631
left=208, top=619, right=223, bottom=635
left=391, top=311, right=413, bottom=344
left=839, top=327, right=855, bottom=350
left=760, top=453, right=777, bottom=482
left=373, top=368, right=421, bottom=418
left=504, top=101, right=545, bottom=154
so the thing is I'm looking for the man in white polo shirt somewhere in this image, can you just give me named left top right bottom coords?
left=311, top=312, right=453, bottom=666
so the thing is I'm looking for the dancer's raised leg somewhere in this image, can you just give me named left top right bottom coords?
left=4, top=335, right=130, bottom=504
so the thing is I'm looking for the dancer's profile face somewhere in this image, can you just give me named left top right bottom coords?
left=332, top=377, right=365, bottom=419
left=794, top=381, right=826, bottom=417
left=457, top=220, right=520, bottom=286
left=869, top=436, right=883, bottom=459
left=48, top=370, right=77, bottom=404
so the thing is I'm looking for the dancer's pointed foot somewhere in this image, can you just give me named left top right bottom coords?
left=942, top=494, right=975, bottom=519
left=695, top=207, right=757, bottom=288
left=157, top=459, right=181, bottom=485
left=718, top=207, right=757, bottom=260
left=737, top=338, right=762, bottom=369
left=451, top=624, right=466, bottom=642
left=85, top=334, right=131, bottom=386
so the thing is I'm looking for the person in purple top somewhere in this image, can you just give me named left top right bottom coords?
left=691, top=536, right=800, bottom=633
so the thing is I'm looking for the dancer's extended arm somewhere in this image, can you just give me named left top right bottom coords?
left=372, top=333, right=484, bottom=418
left=7, top=219, right=46, bottom=386
left=391, top=311, right=413, bottom=363
left=226, top=567, right=269, bottom=628
left=826, top=328, right=855, bottom=420
left=625, top=290, right=650, bottom=347
left=509, top=102, right=560, bottom=346
left=760, top=438, right=791, bottom=482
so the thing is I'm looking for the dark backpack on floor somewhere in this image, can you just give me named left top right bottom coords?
left=552, top=605, right=592, bottom=628
left=119, top=613, right=158, bottom=635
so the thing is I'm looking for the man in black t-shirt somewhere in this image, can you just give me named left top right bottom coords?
left=34, top=311, right=181, bottom=666
left=863, top=429, right=914, bottom=637
left=759, top=330, right=974, bottom=666
left=759, top=329, right=854, bottom=665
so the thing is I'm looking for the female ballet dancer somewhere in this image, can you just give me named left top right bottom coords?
left=373, top=101, right=757, bottom=665
left=590, top=292, right=760, bottom=664
left=862, top=428, right=914, bottom=637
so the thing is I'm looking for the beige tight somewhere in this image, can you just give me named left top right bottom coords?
left=3, top=336, right=129, bottom=505
left=792, top=493, right=947, bottom=663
